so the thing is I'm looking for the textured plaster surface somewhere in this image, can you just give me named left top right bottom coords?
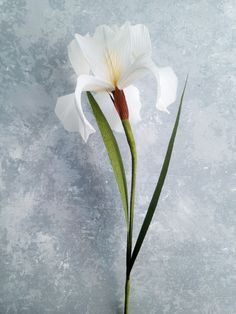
left=0, top=0, right=235, bottom=313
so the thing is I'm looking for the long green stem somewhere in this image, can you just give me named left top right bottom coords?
left=124, top=278, right=130, bottom=314
left=122, top=120, right=137, bottom=314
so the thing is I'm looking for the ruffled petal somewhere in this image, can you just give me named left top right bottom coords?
left=68, top=39, right=90, bottom=76
left=55, top=93, right=95, bottom=141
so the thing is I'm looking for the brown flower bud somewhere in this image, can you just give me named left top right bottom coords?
left=113, top=87, right=129, bottom=120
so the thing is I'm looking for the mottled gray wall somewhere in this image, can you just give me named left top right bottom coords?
left=0, top=0, right=235, bottom=313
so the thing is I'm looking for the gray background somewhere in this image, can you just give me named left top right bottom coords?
left=0, top=0, right=235, bottom=313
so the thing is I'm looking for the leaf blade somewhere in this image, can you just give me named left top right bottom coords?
left=130, top=77, right=188, bottom=270
left=87, top=91, right=129, bottom=225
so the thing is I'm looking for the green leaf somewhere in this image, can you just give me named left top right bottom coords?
left=130, top=77, right=188, bottom=271
left=87, top=91, right=129, bottom=225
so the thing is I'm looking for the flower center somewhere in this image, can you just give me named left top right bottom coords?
left=105, top=49, right=121, bottom=87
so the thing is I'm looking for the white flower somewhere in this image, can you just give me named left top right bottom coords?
left=55, top=23, right=178, bottom=142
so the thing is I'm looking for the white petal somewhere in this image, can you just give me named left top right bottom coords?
left=55, top=93, right=95, bottom=141
left=107, top=22, right=132, bottom=78
left=94, top=24, right=115, bottom=42
left=117, top=24, right=152, bottom=87
left=75, top=31, right=111, bottom=81
left=130, top=24, right=152, bottom=59
left=75, top=24, right=132, bottom=86
left=74, top=75, right=113, bottom=140
left=118, top=58, right=178, bottom=112
left=94, top=92, right=123, bottom=133
left=55, top=76, right=112, bottom=142
left=94, top=85, right=142, bottom=133
left=118, top=55, right=150, bottom=88
left=155, top=66, right=178, bottom=112
left=68, top=39, right=90, bottom=76
left=124, top=85, right=142, bottom=125
left=75, top=74, right=113, bottom=94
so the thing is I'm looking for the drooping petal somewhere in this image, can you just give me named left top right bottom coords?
left=74, top=75, right=113, bottom=140
left=118, top=57, right=178, bottom=112
left=55, top=76, right=112, bottom=142
left=94, top=85, right=142, bottom=133
left=68, top=39, right=90, bottom=76
left=124, top=85, right=142, bottom=124
left=94, top=92, right=123, bottom=133
left=55, top=93, right=95, bottom=141
left=155, top=66, right=178, bottom=112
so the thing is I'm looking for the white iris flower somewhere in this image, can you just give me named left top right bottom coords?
left=55, top=23, right=178, bottom=141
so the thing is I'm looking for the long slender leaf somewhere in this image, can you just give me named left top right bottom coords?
left=130, top=77, right=188, bottom=271
left=87, top=92, right=129, bottom=225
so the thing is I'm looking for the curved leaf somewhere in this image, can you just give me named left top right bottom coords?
left=130, top=77, right=188, bottom=271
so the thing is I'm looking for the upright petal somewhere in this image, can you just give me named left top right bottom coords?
left=118, top=54, right=150, bottom=88
left=106, top=22, right=132, bottom=81
left=130, top=24, right=152, bottom=60
left=55, top=93, right=95, bottom=141
left=68, top=39, right=90, bottom=76
left=75, top=31, right=111, bottom=81
left=94, top=85, right=142, bottom=133
left=75, top=24, right=132, bottom=86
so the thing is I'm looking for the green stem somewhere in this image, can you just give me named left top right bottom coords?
left=124, top=277, right=130, bottom=314
left=122, top=119, right=137, bottom=314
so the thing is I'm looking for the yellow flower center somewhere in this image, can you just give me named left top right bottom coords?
left=105, top=49, right=121, bottom=87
